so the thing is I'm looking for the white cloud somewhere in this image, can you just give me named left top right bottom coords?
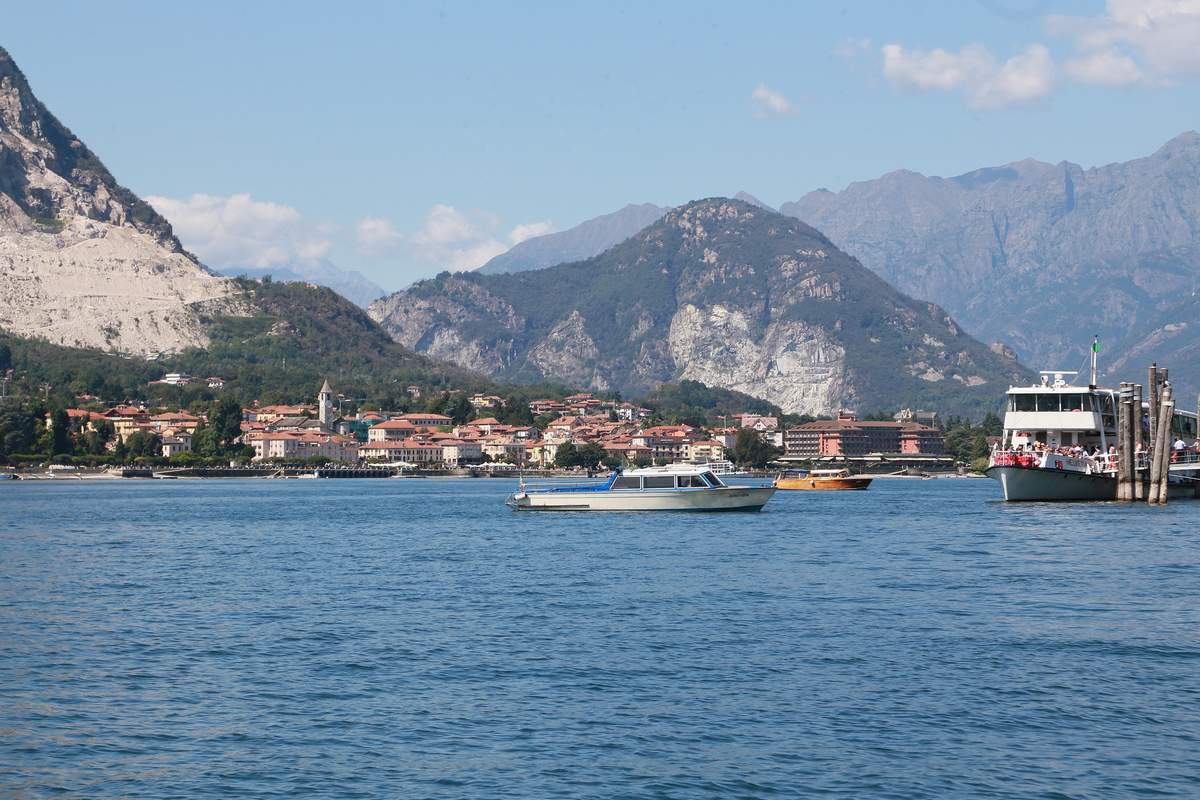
left=882, top=43, right=1054, bottom=109
left=355, top=205, right=554, bottom=271
left=972, top=44, right=1056, bottom=109
left=410, top=203, right=482, bottom=248
left=881, top=43, right=992, bottom=91
left=751, top=83, right=796, bottom=118
left=354, top=217, right=404, bottom=256
left=1064, top=48, right=1143, bottom=86
left=834, top=37, right=873, bottom=61
left=146, top=193, right=332, bottom=269
left=875, top=2, right=1200, bottom=108
left=508, top=220, right=554, bottom=245
left=1048, top=0, right=1200, bottom=83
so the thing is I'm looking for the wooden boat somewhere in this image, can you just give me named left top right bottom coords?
left=774, top=468, right=872, bottom=491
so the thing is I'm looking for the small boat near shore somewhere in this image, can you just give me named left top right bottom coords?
left=774, top=468, right=872, bottom=491
left=506, top=464, right=775, bottom=511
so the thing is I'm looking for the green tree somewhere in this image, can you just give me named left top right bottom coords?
left=209, top=397, right=244, bottom=453
left=49, top=409, right=73, bottom=455
left=731, top=428, right=776, bottom=469
left=125, top=430, right=163, bottom=459
left=632, top=453, right=653, bottom=469
left=0, top=343, right=12, bottom=373
left=191, top=424, right=221, bottom=457
left=575, top=442, right=606, bottom=471
left=554, top=442, right=579, bottom=469
left=0, top=410, right=38, bottom=459
left=80, top=418, right=115, bottom=455
left=446, top=395, right=472, bottom=425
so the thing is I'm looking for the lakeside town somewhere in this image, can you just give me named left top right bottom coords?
left=2, top=373, right=972, bottom=476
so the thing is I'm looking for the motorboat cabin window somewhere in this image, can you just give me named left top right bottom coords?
left=700, top=472, right=723, bottom=487
left=677, top=475, right=707, bottom=488
left=612, top=476, right=640, bottom=490
left=642, top=476, right=675, bottom=489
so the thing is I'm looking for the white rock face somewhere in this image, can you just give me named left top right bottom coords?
left=0, top=211, right=242, bottom=354
left=0, top=51, right=245, bottom=355
left=668, top=304, right=846, bottom=415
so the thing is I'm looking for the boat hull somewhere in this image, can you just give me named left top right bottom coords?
left=775, top=477, right=872, bottom=491
left=985, top=465, right=1200, bottom=501
left=986, top=465, right=1116, bottom=501
left=508, top=486, right=775, bottom=511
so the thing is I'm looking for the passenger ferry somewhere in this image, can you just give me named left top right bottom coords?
left=985, top=350, right=1200, bottom=501
left=506, top=464, right=775, bottom=511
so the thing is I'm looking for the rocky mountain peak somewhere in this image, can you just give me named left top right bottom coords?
left=0, top=47, right=186, bottom=249
left=1153, top=130, right=1200, bottom=158
left=0, top=45, right=243, bottom=355
left=371, top=198, right=1028, bottom=416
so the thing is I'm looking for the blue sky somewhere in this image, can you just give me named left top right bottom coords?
left=7, top=1, right=1200, bottom=290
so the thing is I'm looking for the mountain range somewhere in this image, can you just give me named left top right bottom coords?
left=778, top=132, right=1200, bottom=382
left=478, top=203, right=667, bottom=275
left=369, top=198, right=1028, bottom=416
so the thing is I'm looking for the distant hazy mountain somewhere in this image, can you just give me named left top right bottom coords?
left=780, top=132, right=1200, bottom=377
left=0, top=46, right=244, bottom=355
left=733, top=191, right=774, bottom=211
left=217, top=258, right=385, bottom=308
left=370, top=198, right=1028, bottom=416
left=478, top=203, right=666, bottom=274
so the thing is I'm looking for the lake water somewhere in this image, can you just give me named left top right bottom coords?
left=1, top=477, right=1198, bottom=798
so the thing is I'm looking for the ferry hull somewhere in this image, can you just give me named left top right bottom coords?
left=986, top=465, right=1115, bottom=501
left=508, top=486, right=775, bottom=512
left=986, top=465, right=1199, bottom=501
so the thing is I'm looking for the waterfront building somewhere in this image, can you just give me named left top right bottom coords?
left=161, top=430, right=193, bottom=458
left=393, top=412, right=453, bottom=430
left=442, top=439, right=484, bottom=466
left=367, top=419, right=418, bottom=442
left=247, top=431, right=359, bottom=462
left=783, top=412, right=944, bottom=457
left=359, top=438, right=442, bottom=464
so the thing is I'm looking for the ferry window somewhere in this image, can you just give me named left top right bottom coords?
left=612, top=476, right=640, bottom=489
left=677, top=475, right=707, bottom=488
left=1081, top=395, right=1094, bottom=411
left=1062, top=394, right=1084, bottom=412
left=1014, top=394, right=1037, bottom=412
left=700, top=472, right=722, bottom=487
left=643, top=476, right=674, bottom=489
left=1036, top=395, right=1060, bottom=412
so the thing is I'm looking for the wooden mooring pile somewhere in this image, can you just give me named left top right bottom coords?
left=1115, top=363, right=1175, bottom=504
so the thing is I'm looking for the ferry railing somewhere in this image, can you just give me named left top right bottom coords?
left=988, top=448, right=1189, bottom=473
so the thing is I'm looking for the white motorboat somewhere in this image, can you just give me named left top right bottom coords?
left=506, top=463, right=775, bottom=511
